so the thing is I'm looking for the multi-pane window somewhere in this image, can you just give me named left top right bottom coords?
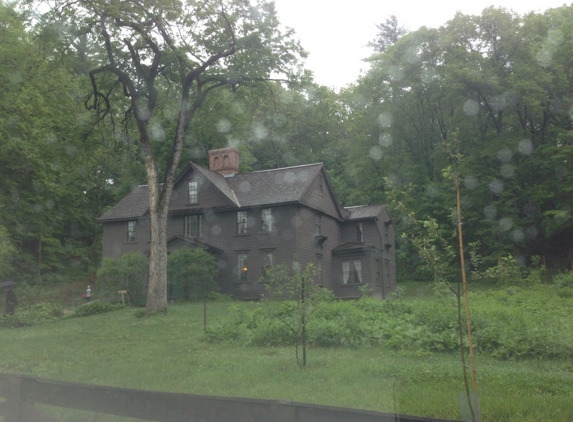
left=237, top=211, right=248, bottom=234
left=357, top=223, right=363, bottom=242
left=185, top=215, right=202, bottom=238
left=342, top=259, right=363, bottom=284
left=188, top=181, right=198, bottom=204
left=261, top=208, right=273, bottom=233
left=237, top=253, right=248, bottom=282
left=262, top=251, right=274, bottom=278
left=127, top=221, right=136, bottom=242
left=316, top=255, right=323, bottom=284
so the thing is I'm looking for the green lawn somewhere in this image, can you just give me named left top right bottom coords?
left=1, top=300, right=572, bottom=422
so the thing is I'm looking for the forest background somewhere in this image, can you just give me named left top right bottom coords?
left=1, top=1, right=572, bottom=287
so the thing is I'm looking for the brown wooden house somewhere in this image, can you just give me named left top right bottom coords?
left=97, top=147, right=396, bottom=299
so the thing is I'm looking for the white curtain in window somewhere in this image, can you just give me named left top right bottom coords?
left=342, top=261, right=350, bottom=284
left=354, top=260, right=363, bottom=283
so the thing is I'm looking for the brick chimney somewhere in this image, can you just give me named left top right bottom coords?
left=208, top=147, right=239, bottom=176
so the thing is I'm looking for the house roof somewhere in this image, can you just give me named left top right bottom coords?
left=97, top=185, right=149, bottom=222
left=344, top=205, right=387, bottom=220
left=227, top=163, right=323, bottom=206
left=165, top=236, right=224, bottom=254
left=98, top=161, right=384, bottom=223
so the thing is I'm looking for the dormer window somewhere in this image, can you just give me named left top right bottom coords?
left=188, top=181, right=198, bottom=204
left=127, top=221, right=136, bottom=243
left=357, top=222, right=363, bottom=242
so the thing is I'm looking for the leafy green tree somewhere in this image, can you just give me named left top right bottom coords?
left=97, top=252, right=148, bottom=305
left=262, top=262, right=333, bottom=367
left=167, top=247, right=219, bottom=331
left=369, top=15, right=407, bottom=53
left=43, top=0, right=306, bottom=314
left=167, top=248, right=219, bottom=302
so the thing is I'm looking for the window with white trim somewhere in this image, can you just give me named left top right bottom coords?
left=127, top=221, right=136, bottom=242
left=188, top=181, right=198, bottom=204
left=342, top=259, right=363, bottom=284
left=261, top=208, right=273, bottom=233
left=237, top=211, right=248, bottom=234
left=185, top=215, right=202, bottom=238
left=237, top=253, right=248, bottom=282
left=262, top=250, right=274, bottom=278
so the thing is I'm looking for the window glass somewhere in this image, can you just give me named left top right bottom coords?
left=185, top=215, right=202, bottom=238
left=342, top=259, right=362, bottom=284
left=127, top=221, right=136, bottom=242
left=188, top=181, right=198, bottom=204
left=237, top=253, right=248, bottom=282
left=261, top=208, right=273, bottom=232
left=262, top=251, right=274, bottom=277
left=237, top=211, right=248, bottom=234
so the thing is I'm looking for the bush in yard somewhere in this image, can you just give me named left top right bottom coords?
left=1, top=302, right=64, bottom=328
left=167, top=248, right=219, bottom=301
left=97, top=252, right=148, bottom=305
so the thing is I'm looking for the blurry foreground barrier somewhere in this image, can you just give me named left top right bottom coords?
left=0, top=373, right=460, bottom=422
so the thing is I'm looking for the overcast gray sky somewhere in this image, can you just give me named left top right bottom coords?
left=272, top=0, right=572, bottom=89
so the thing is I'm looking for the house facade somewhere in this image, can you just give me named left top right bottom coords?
left=97, top=147, right=396, bottom=299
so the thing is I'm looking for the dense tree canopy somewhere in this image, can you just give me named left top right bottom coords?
left=2, top=2, right=572, bottom=288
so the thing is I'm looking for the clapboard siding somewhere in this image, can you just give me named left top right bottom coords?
left=300, top=170, right=341, bottom=220
left=98, top=154, right=396, bottom=300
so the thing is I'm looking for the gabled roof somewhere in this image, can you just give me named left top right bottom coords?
left=344, top=205, right=389, bottom=221
left=165, top=236, right=224, bottom=254
left=98, top=161, right=356, bottom=222
left=226, top=163, right=323, bottom=206
left=97, top=185, right=149, bottom=222
left=174, top=162, right=239, bottom=207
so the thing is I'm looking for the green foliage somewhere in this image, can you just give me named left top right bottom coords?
left=260, top=262, right=333, bottom=365
left=97, top=252, right=148, bottom=304
left=553, top=271, right=573, bottom=288
left=72, top=301, right=122, bottom=317
left=206, top=285, right=573, bottom=361
left=167, top=248, right=219, bottom=301
left=1, top=302, right=63, bottom=328
left=472, top=255, right=544, bottom=287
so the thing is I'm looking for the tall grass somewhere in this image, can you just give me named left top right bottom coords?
left=0, top=294, right=572, bottom=421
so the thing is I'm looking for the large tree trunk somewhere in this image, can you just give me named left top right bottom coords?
left=143, top=138, right=171, bottom=314
left=146, top=202, right=169, bottom=314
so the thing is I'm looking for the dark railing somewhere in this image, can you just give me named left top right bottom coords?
left=0, top=373, right=461, bottom=422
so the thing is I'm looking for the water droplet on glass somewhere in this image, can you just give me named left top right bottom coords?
left=484, top=204, right=497, bottom=219
left=489, top=179, right=504, bottom=195
left=217, top=119, right=231, bottom=133
left=377, top=112, right=393, bottom=128
left=497, top=147, right=513, bottom=163
left=510, top=229, right=525, bottom=242
left=464, top=175, right=479, bottom=190
left=518, top=139, right=533, bottom=156
left=378, top=133, right=392, bottom=147
left=500, top=164, right=514, bottom=178
left=463, top=100, right=479, bottom=116
left=499, top=217, right=513, bottom=232
left=239, top=181, right=251, bottom=193
left=369, top=146, right=383, bottom=161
